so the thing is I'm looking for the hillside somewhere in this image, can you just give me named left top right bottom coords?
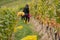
left=0, top=0, right=31, bottom=7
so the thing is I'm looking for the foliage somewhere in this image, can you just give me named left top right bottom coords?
left=0, top=7, right=17, bottom=40
left=29, top=0, right=60, bottom=32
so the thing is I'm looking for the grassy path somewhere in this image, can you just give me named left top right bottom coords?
left=14, top=19, right=37, bottom=40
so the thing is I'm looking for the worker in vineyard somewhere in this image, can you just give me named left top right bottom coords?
left=22, top=4, right=30, bottom=23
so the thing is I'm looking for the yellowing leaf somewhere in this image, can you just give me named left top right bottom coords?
left=17, top=26, right=23, bottom=30
left=21, top=35, right=37, bottom=40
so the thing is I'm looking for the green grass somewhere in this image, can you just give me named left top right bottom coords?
left=14, top=19, right=37, bottom=40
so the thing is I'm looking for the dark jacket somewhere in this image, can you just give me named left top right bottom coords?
left=23, top=6, right=29, bottom=14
